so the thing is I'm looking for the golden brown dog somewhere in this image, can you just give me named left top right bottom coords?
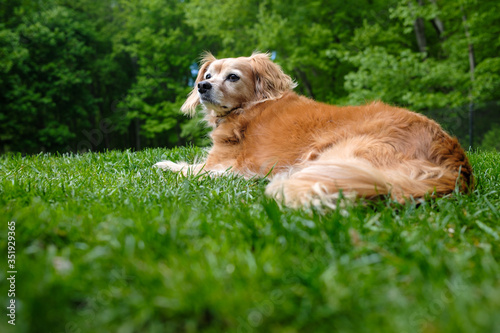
left=155, top=52, right=473, bottom=207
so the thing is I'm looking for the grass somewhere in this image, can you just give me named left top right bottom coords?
left=1, top=147, right=499, bottom=333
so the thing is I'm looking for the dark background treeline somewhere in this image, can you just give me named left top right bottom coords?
left=1, top=0, right=499, bottom=154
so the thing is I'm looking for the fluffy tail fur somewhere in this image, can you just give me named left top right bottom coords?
left=265, top=136, right=473, bottom=208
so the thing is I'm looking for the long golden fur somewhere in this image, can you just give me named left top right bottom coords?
left=155, top=52, right=473, bottom=208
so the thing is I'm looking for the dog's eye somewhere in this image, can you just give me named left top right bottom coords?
left=205, top=73, right=212, bottom=79
left=227, top=74, right=240, bottom=82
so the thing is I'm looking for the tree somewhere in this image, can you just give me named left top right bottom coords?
left=1, top=5, right=97, bottom=151
left=0, top=0, right=135, bottom=153
left=333, top=0, right=500, bottom=146
left=1, top=0, right=498, bottom=152
left=184, top=0, right=391, bottom=102
left=113, top=0, right=209, bottom=149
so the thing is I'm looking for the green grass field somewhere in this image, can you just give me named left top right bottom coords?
left=1, top=148, right=499, bottom=333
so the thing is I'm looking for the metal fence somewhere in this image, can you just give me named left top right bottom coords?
left=425, top=100, right=500, bottom=150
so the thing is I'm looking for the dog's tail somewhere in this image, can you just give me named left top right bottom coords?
left=265, top=137, right=473, bottom=208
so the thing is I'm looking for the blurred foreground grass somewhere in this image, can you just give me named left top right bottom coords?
left=1, top=148, right=499, bottom=333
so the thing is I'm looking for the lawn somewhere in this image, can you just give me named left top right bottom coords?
left=1, top=148, right=499, bottom=333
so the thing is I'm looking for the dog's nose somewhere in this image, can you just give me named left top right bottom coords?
left=198, top=81, right=212, bottom=94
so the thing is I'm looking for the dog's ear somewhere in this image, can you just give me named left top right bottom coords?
left=181, top=52, right=216, bottom=116
left=250, top=52, right=297, bottom=100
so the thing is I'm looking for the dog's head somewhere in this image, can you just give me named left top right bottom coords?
left=181, top=52, right=296, bottom=117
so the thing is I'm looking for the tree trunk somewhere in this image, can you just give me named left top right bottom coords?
left=461, top=6, right=476, bottom=148
left=135, top=118, right=141, bottom=151
left=294, top=68, right=315, bottom=99
left=413, top=0, right=427, bottom=53
left=427, top=0, right=444, bottom=37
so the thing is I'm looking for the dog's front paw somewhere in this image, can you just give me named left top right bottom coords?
left=154, top=160, right=188, bottom=172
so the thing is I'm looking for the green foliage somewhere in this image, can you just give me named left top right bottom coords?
left=331, top=2, right=460, bottom=109
left=473, top=57, right=500, bottom=102
left=1, top=5, right=97, bottom=151
left=185, top=0, right=391, bottom=101
left=1, top=0, right=499, bottom=152
left=114, top=0, right=205, bottom=147
left=335, top=47, right=468, bottom=109
left=184, top=0, right=260, bottom=54
left=0, top=1, right=134, bottom=153
left=1, top=148, right=500, bottom=332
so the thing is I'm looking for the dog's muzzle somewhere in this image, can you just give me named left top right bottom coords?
left=197, top=80, right=240, bottom=118
left=198, top=80, right=218, bottom=105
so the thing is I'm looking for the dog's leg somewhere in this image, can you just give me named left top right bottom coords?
left=154, top=160, right=188, bottom=172
left=154, top=160, right=232, bottom=177
left=154, top=161, right=206, bottom=175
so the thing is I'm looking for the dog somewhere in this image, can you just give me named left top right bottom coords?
left=155, top=52, right=473, bottom=208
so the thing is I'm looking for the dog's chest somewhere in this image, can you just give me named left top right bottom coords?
left=211, top=120, right=246, bottom=146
